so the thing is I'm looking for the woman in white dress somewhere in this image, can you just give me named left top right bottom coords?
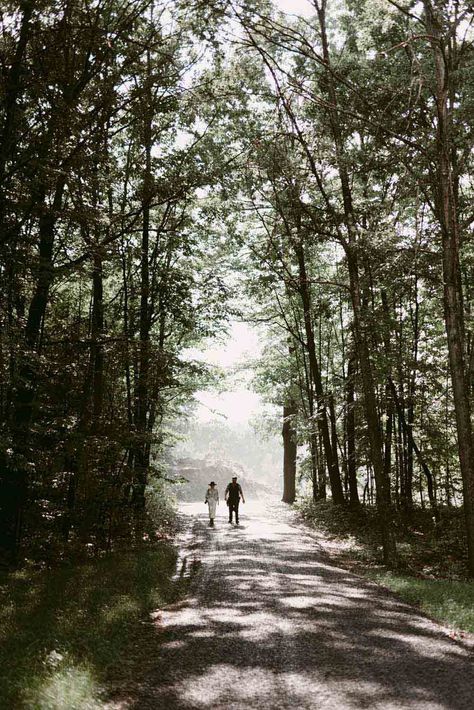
left=205, top=481, right=219, bottom=527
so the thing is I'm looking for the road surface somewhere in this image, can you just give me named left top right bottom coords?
left=130, top=500, right=474, bottom=709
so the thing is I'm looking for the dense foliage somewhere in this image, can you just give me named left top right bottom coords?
left=220, top=0, right=474, bottom=573
left=1, top=0, right=474, bottom=576
left=0, top=0, right=230, bottom=563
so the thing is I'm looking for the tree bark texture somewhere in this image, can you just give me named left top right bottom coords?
left=346, top=354, right=360, bottom=509
left=282, top=403, right=297, bottom=503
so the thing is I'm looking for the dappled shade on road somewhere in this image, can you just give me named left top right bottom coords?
left=128, top=502, right=474, bottom=709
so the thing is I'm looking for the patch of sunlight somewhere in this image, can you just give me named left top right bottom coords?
left=161, top=605, right=206, bottom=628
left=102, top=594, right=140, bottom=624
left=0, top=600, right=15, bottom=638
left=160, top=639, right=186, bottom=650
left=179, top=664, right=277, bottom=704
left=9, top=568, right=33, bottom=581
left=279, top=595, right=324, bottom=609
left=24, top=660, right=105, bottom=710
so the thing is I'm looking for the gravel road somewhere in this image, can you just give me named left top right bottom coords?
left=132, top=500, right=474, bottom=709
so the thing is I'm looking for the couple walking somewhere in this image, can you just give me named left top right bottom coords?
left=204, top=476, right=245, bottom=527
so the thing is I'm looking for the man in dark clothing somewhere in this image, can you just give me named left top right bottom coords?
left=225, top=476, right=245, bottom=524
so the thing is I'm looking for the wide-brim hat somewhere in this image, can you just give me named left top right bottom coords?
left=209, top=481, right=216, bottom=486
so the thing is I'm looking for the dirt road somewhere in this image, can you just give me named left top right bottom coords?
left=131, top=501, right=474, bottom=709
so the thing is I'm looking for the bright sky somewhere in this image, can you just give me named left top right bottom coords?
left=276, top=0, right=314, bottom=17
left=195, top=389, right=262, bottom=424
left=191, top=322, right=264, bottom=424
left=191, top=0, right=313, bottom=424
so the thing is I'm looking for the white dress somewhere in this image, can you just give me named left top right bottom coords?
left=205, top=487, right=219, bottom=519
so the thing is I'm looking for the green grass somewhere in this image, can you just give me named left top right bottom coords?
left=366, top=571, right=474, bottom=635
left=0, top=543, right=185, bottom=709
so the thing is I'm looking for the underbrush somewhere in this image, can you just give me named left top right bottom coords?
left=17, top=477, right=180, bottom=568
left=0, top=543, right=185, bottom=709
left=298, top=498, right=474, bottom=635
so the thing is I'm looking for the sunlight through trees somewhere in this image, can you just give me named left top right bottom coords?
left=1, top=0, right=474, bottom=576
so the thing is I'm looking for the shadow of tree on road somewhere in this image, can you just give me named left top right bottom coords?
left=118, top=507, right=474, bottom=710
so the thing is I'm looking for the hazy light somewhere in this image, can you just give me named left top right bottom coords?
left=276, top=0, right=314, bottom=17
left=192, top=322, right=264, bottom=423
left=195, top=389, right=262, bottom=423
left=202, top=321, right=261, bottom=368
left=188, top=0, right=314, bottom=424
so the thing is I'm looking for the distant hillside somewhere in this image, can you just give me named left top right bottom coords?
left=170, top=457, right=274, bottom=502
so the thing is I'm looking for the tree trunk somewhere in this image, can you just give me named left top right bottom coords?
left=282, top=402, right=297, bottom=503
left=0, top=179, right=65, bottom=564
left=329, top=394, right=344, bottom=503
left=309, top=432, right=320, bottom=501
left=133, top=48, right=153, bottom=513
left=293, top=238, right=344, bottom=505
left=91, top=251, right=104, bottom=423
left=346, top=354, right=360, bottom=509
left=388, top=378, right=439, bottom=518
left=404, top=397, right=414, bottom=510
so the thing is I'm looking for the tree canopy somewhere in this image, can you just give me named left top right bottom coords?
left=1, top=0, right=474, bottom=576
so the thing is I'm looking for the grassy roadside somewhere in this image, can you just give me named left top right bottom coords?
left=297, top=499, right=474, bottom=637
left=0, top=542, right=188, bottom=709
left=363, top=570, right=474, bottom=636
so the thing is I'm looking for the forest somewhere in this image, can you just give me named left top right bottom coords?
left=1, top=0, right=474, bottom=581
